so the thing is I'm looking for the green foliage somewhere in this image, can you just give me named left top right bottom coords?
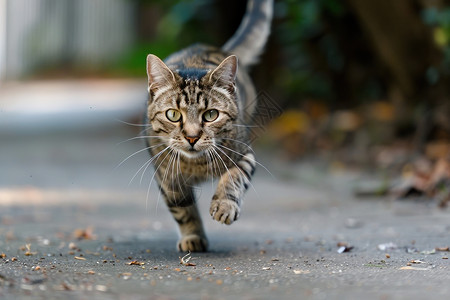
left=115, top=0, right=450, bottom=108
left=422, top=7, right=450, bottom=74
left=275, top=0, right=347, bottom=103
left=114, top=0, right=215, bottom=77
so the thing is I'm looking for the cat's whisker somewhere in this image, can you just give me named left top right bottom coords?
left=217, top=144, right=275, bottom=179
left=116, top=135, right=165, bottom=146
left=213, top=145, right=258, bottom=196
left=232, top=124, right=260, bottom=128
left=219, top=137, right=255, bottom=153
left=157, top=149, right=177, bottom=207
left=147, top=147, right=174, bottom=212
left=116, top=143, right=165, bottom=170
left=133, top=145, right=170, bottom=185
left=115, top=119, right=151, bottom=127
left=209, top=149, right=221, bottom=190
left=173, top=151, right=185, bottom=201
left=210, top=148, right=239, bottom=199
left=205, top=149, right=214, bottom=190
left=173, top=152, right=188, bottom=206
left=129, top=157, right=152, bottom=187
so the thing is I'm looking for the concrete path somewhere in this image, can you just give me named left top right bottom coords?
left=0, top=123, right=449, bottom=300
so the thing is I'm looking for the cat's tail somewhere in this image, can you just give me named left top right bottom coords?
left=222, top=0, right=273, bottom=68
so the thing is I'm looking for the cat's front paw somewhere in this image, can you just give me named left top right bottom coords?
left=177, top=234, right=208, bottom=252
left=210, top=199, right=240, bottom=225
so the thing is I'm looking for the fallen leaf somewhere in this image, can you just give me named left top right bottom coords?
left=74, top=256, right=86, bottom=260
left=23, top=244, right=37, bottom=256
left=435, top=246, right=449, bottom=252
left=179, top=252, right=196, bottom=266
left=73, top=227, right=96, bottom=240
left=410, top=259, right=426, bottom=264
left=399, top=266, right=429, bottom=271
left=127, top=261, right=145, bottom=266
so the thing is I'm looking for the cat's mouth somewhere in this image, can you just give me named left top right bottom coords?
left=179, top=148, right=205, bottom=159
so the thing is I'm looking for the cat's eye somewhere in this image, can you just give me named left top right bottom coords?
left=203, top=109, right=219, bottom=122
left=166, top=109, right=182, bottom=122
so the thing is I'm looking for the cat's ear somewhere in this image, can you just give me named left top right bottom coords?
left=208, top=55, right=238, bottom=94
left=146, top=54, right=176, bottom=93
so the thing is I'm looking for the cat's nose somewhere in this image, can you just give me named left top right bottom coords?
left=185, top=135, right=200, bottom=146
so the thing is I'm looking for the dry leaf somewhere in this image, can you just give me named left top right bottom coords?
left=73, top=227, right=96, bottom=240
left=24, top=244, right=37, bottom=256
left=179, top=252, right=196, bottom=266
left=74, top=256, right=86, bottom=260
left=410, top=259, right=426, bottom=264
left=399, top=266, right=429, bottom=271
left=435, top=246, right=449, bottom=252
left=128, top=261, right=143, bottom=265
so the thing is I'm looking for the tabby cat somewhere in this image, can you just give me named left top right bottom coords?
left=144, top=0, right=273, bottom=252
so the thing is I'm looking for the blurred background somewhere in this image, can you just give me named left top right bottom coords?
left=1, top=0, right=450, bottom=204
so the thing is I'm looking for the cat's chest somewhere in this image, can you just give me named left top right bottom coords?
left=178, top=157, right=210, bottom=178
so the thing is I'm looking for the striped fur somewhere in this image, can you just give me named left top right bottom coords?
left=144, top=0, right=272, bottom=252
left=222, top=0, right=274, bottom=67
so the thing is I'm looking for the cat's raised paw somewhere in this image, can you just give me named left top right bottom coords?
left=177, top=234, right=208, bottom=252
left=210, top=199, right=240, bottom=225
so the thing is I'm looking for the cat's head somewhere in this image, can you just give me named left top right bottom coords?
left=146, top=54, right=238, bottom=158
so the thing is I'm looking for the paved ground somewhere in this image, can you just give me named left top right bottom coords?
left=0, top=122, right=449, bottom=299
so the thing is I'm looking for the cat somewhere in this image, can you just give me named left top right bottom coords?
left=144, top=0, right=273, bottom=252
